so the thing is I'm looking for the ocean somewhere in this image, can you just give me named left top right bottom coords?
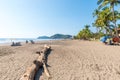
left=0, top=38, right=53, bottom=44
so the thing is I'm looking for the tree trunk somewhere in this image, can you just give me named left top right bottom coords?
left=112, top=4, right=118, bottom=36
left=20, top=45, right=51, bottom=80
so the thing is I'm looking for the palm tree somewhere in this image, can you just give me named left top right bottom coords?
left=97, top=0, right=120, bottom=36
left=77, top=25, right=92, bottom=40
left=93, top=7, right=112, bottom=35
left=93, top=9, right=104, bottom=31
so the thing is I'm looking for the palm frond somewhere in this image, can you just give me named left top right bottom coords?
left=117, top=1, right=120, bottom=4
left=98, top=1, right=109, bottom=10
left=97, top=0, right=103, bottom=5
left=102, top=6, right=109, bottom=10
left=93, top=9, right=99, bottom=17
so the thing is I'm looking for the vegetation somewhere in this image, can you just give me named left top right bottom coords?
left=37, top=36, right=50, bottom=39
left=93, top=7, right=113, bottom=35
left=74, top=24, right=105, bottom=40
left=93, top=0, right=120, bottom=36
left=92, top=32, right=105, bottom=39
left=75, top=25, right=93, bottom=40
left=50, top=34, right=72, bottom=39
left=37, top=34, right=72, bottom=39
left=75, top=0, right=120, bottom=40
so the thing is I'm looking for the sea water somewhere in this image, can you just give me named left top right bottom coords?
left=0, top=38, right=53, bottom=44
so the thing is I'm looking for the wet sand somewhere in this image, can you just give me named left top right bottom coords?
left=0, top=40, right=120, bottom=80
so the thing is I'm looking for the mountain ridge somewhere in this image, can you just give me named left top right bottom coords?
left=37, top=34, right=72, bottom=39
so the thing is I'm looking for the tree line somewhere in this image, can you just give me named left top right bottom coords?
left=75, top=0, right=120, bottom=40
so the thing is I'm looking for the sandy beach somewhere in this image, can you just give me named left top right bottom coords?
left=0, top=40, right=120, bottom=80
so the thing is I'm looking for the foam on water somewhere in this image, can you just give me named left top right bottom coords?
left=0, top=38, right=53, bottom=44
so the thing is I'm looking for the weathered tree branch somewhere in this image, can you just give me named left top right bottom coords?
left=20, top=45, right=51, bottom=80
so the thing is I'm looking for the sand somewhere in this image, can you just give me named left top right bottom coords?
left=0, top=40, right=120, bottom=80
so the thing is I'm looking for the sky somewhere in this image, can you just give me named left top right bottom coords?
left=0, top=0, right=98, bottom=38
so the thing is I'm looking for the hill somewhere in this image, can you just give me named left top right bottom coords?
left=50, top=34, right=72, bottom=39
left=37, top=36, right=50, bottom=39
left=37, top=34, right=72, bottom=39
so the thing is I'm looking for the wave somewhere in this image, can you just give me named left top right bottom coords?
left=0, top=38, right=53, bottom=44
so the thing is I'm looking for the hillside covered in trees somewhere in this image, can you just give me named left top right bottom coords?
left=37, top=34, right=72, bottom=39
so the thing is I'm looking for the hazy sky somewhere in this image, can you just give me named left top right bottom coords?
left=0, top=0, right=97, bottom=38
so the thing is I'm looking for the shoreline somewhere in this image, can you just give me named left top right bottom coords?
left=0, top=38, right=69, bottom=46
left=0, top=39, right=57, bottom=46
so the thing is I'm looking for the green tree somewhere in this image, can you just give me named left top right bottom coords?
left=76, top=25, right=92, bottom=40
left=93, top=7, right=113, bottom=35
left=97, top=0, right=120, bottom=36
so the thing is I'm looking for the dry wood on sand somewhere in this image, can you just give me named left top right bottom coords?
left=20, top=44, right=51, bottom=80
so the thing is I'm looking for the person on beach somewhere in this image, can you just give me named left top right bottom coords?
left=26, top=40, right=28, bottom=44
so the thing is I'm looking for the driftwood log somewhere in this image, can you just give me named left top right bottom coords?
left=20, top=45, right=51, bottom=80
